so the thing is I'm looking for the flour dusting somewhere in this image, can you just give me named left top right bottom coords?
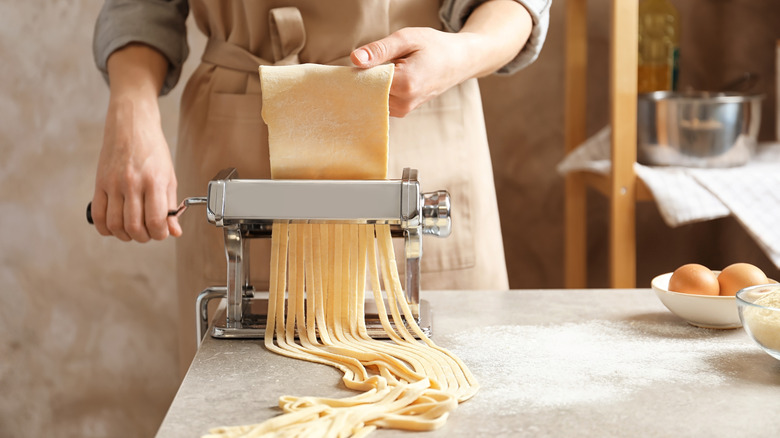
left=445, top=321, right=753, bottom=415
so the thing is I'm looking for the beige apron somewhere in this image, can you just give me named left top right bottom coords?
left=175, top=0, right=508, bottom=374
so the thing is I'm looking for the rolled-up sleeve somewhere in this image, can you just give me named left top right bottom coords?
left=439, top=0, right=551, bottom=75
left=93, top=0, right=190, bottom=95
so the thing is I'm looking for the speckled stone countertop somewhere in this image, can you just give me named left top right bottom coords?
left=156, top=289, right=780, bottom=437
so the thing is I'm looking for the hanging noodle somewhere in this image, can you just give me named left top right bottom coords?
left=203, top=223, right=478, bottom=437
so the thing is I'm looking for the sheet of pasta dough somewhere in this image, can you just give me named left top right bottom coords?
left=259, top=63, right=393, bottom=180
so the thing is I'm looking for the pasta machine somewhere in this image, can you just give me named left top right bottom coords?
left=186, top=167, right=451, bottom=342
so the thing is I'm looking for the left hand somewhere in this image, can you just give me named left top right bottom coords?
left=351, top=27, right=477, bottom=118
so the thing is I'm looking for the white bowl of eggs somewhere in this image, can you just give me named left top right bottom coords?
left=651, top=263, right=772, bottom=329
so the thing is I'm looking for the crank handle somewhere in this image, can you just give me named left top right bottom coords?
left=86, top=197, right=207, bottom=225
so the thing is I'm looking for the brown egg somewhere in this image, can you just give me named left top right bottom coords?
left=668, top=264, right=720, bottom=296
left=717, top=263, right=768, bottom=296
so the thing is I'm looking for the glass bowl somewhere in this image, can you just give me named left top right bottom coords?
left=736, top=284, right=780, bottom=361
left=651, top=272, right=741, bottom=329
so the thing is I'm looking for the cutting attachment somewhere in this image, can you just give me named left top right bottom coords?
left=193, top=168, right=451, bottom=342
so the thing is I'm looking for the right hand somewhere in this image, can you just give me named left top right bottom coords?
left=90, top=43, right=181, bottom=242
left=350, top=0, right=532, bottom=118
left=91, top=95, right=182, bottom=242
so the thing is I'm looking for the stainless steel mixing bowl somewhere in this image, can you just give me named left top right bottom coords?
left=637, top=91, right=763, bottom=167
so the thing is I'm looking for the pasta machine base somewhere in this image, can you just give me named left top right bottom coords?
left=197, top=288, right=431, bottom=339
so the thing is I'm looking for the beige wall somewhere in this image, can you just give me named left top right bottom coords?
left=1, top=0, right=778, bottom=437
left=0, top=1, right=197, bottom=436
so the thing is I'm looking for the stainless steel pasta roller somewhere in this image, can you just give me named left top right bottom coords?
left=192, top=167, right=451, bottom=342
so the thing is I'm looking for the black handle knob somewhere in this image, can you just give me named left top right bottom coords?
left=86, top=202, right=94, bottom=225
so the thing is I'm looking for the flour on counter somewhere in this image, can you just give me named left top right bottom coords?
left=445, top=321, right=753, bottom=415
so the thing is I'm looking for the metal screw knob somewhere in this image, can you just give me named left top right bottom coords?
left=421, top=190, right=451, bottom=237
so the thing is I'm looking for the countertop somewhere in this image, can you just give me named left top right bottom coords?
left=156, top=289, right=780, bottom=437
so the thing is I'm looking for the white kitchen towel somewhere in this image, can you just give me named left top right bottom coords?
left=633, top=165, right=730, bottom=226
left=557, top=126, right=780, bottom=268
left=690, top=161, right=780, bottom=267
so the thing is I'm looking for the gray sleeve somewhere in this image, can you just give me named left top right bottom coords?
left=93, top=0, right=190, bottom=96
left=439, top=0, right=551, bottom=75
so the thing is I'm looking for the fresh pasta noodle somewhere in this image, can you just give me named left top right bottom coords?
left=203, top=63, right=477, bottom=437
left=204, top=223, right=477, bottom=437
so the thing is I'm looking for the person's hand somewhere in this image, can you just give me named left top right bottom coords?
left=350, top=0, right=532, bottom=118
left=90, top=43, right=181, bottom=242
left=351, top=27, right=473, bottom=117
left=91, top=96, right=181, bottom=242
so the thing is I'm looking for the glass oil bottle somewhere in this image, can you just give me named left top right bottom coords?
left=638, top=0, right=680, bottom=93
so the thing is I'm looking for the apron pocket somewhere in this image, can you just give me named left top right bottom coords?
left=388, top=84, right=477, bottom=273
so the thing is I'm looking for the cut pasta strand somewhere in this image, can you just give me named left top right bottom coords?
left=205, top=223, right=477, bottom=437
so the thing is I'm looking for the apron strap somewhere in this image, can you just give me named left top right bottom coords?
left=201, top=7, right=306, bottom=73
left=269, top=7, right=306, bottom=65
left=201, top=39, right=269, bottom=73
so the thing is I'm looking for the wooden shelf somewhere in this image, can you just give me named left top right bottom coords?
left=574, top=171, right=653, bottom=201
left=564, top=0, right=642, bottom=289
